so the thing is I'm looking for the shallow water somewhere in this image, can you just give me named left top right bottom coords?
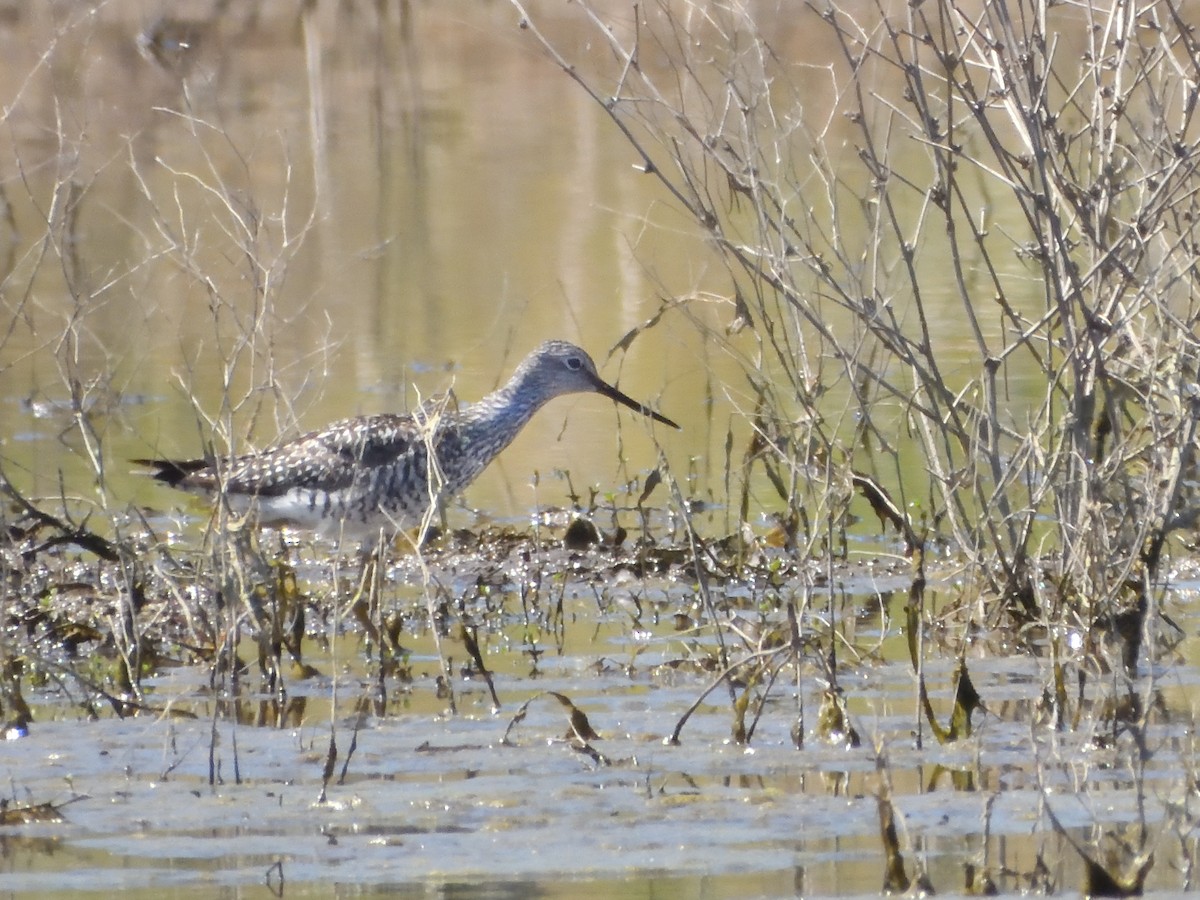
left=0, top=0, right=1053, bottom=533
left=4, top=555, right=1199, bottom=897
left=3, top=1, right=1199, bottom=896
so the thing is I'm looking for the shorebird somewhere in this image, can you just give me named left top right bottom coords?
left=136, top=340, right=678, bottom=538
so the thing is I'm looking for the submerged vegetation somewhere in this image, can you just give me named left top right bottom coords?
left=2, top=0, right=1200, bottom=893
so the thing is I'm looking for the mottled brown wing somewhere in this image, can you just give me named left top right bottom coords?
left=136, top=412, right=439, bottom=498
left=218, top=413, right=431, bottom=496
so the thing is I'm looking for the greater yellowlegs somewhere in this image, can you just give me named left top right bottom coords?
left=136, top=340, right=678, bottom=537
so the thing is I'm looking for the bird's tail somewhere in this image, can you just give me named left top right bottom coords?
left=131, top=458, right=210, bottom=487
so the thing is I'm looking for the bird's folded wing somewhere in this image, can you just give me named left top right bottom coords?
left=222, top=414, right=432, bottom=496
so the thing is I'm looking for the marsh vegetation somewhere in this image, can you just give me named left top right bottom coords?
left=3, top=0, right=1200, bottom=895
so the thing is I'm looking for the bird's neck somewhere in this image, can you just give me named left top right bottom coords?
left=454, top=373, right=548, bottom=464
left=463, top=379, right=537, bottom=434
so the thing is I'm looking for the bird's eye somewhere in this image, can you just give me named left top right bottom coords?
left=566, top=356, right=583, bottom=370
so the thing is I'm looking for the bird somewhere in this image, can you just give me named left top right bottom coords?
left=135, top=340, right=678, bottom=539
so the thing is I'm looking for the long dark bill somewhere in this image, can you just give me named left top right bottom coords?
left=588, top=374, right=680, bottom=429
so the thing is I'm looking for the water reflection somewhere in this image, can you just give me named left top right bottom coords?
left=4, top=573, right=1195, bottom=896
left=2, top=2, right=1198, bottom=896
left=2, top=1, right=708, bottom=528
left=207, top=694, right=310, bottom=730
